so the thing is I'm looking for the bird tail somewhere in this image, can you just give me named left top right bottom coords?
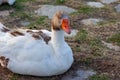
left=0, top=56, right=9, bottom=68
left=0, top=22, right=10, bottom=32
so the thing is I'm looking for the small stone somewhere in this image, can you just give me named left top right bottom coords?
left=102, top=41, right=120, bottom=51
left=100, top=0, right=118, bottom=4
left=81, top=18, right=103, bottom=26
left=115, top=4, right=120, bottom=12
left=21, top=21, right=30, bottom=26
left=87, top=2, right=104, bottom=8
left=0, top=10, right=10, bottom=17
left=35, top=5, right=77, bottom=19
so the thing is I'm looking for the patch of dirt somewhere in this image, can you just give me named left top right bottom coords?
left=0, top=67, right=13, bottom=80
left=90, top=58, right=120, bottom=80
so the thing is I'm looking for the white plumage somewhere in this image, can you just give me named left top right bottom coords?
left=0, top=11, right=74, bottom=76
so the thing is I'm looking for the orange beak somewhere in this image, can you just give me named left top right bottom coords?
left=62, top=19, right=71, bottom=34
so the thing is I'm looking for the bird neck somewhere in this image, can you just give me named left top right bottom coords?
left=51, top=29, right=65, bottom=46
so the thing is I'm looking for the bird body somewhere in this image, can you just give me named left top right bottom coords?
left=0, top=11, right=73, bottom=76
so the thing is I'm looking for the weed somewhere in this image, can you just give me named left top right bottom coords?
left=89, top=38, right=102, bottom=47
left=74, top=46, right=81, bottom=52
left=89, top=38, right=104, bottom=56
left=56, top=0, right=65, bottom=5
left=0, top=1, right=24, bottom=11
left=107, top=33, right=120, bottom=46
left=17, top=0, right=35, bottom=2
left=27, top=16, right=47, bottom=29
left=78, top=6, right=97, bottom=14
left=81, top=57, right=93, bottom=65
left=74, top=29, right=88, bottom=42
left=13, top=1, right=24, bottom=11
left=10, top=74, right=19, bottom=80
left=10, top=11, right=33, bottom=20
left=89, top=74, right=109, bottom=80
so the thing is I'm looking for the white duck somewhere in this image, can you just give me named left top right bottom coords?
left=0, top=11, right=73, bottom=76
left=0, top=0, right=16, bottom=5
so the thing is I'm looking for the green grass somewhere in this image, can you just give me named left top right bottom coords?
left=89, top=74, right=109, bottom=80
left=10, top=12, right=33, bottom=20
left=80, top=57, right=93, bottom=65
left=55, top=0, right=65, bottom=5
left=89, top=38, right=102, bottom=47
left=74, top=29, right=88, bottom=42
left=0, top=1, right=24, bottom=11
left=16, top=0, right=35, bottom=2
left=0, top=0, right=36, bottom=11
left=70, top=6, right=98, bottom=15
left=27, top=16, right=48, bottom=29
left=74, top=46, right=81, bottom=52
left=78, top=6, right=97, bottom=14
left=10, top=74, right=19, bottom=80
left=89, top=38, right=104, bottom=56
left=107, top=33, right=120, bottom=46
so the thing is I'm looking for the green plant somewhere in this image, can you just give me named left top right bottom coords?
left=27, top=16, right=47, bottom=29
left=78, top=6, right=97, bottom=14
left=89, top=38, right=104, bottom=56
left=107, top=33, right=120, bottom=46
left=75, top=29, right=88, bottom=42
left=10, top=12, right=33, bottom=20
left=89, top=38, right=102, bottom=47
left=56, top=0, right=65, bottom=4
left=16, top=0, right=35, bottom=2
left=10, top=74, right=19, bottom=80
left=89, top=74, right=109, bottom=80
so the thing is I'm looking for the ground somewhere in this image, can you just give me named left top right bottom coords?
left=0, top=0, right=120, bottom=80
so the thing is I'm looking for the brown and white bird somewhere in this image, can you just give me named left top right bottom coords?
left=0, top=11, right=73, bottom=76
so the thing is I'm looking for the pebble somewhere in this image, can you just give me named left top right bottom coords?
left=81, top=18, right=103, bottom=26
left=115, top=4, right=120, bottom=12
left=35, top=5, right=76, bottom=19
left=87, top=2, right=104, bottom=8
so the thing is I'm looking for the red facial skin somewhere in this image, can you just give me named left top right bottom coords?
left=62, top=19, right=71, bottom=34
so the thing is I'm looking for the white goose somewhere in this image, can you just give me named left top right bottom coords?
left=0, top=11, right=74, bottom=76
left=0, top=0, right=16, bottom=5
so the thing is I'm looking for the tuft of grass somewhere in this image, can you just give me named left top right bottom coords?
left=17, top=0, right=35, bottom=2
left=89, top=38, right=102, bottom=47
left=80, top=57, right=93, bottom=65
left=89, top=38, right=104, bottom=56
left=13, top=1, right=24, bottom=11
left=0, top=4, right=12, bottom=10
left=27, top=16, right=47, bottom=29
left=74, top=46, right=81, bottom=52
left=10, top=74, right=19, bottom=80
left=55, top=0, right=65, bottom=5
left=89, top=74, right=109, bottom=80
left=74, top=29, right=88, bottom=42
left=10, top=12, right=33, bottom=20
left=107, top=33, right=120, bottom=46
left=0, top=1, right=24, bottom=11
left=78, top=6, right=97, bottom=14
left=70, top=5, right=99, bottom=15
